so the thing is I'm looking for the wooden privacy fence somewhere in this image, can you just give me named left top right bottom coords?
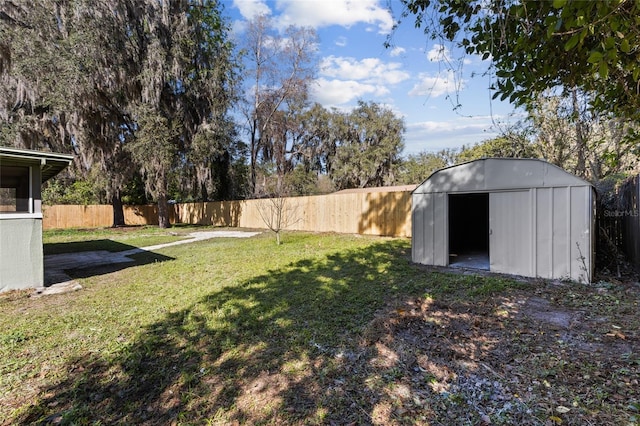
left=43, top=188, right=414, bottom=237
left=620, top=175, right=640, bottom=270
left=597, top=174, right=640, bottom=272
left=43, top=204, right=169, bottom=229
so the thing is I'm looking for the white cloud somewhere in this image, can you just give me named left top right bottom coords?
left=311, top=78, right=389, bottom=106
left=390, top=46, right=406, bottom=57
left=425, top=44, right=473, bottom=67
left=313, top=55, right=409, bottom=106
left=233, top=0, right=271, bottom=20
left=273, top=0, right=394, bottom=33
left=409, top=70, right=464, bottom=98
left=404, top=116, right=499, bottom=153
left=411, top=120, right=485, bottom=133
left=335, top=36, right=347, bottom=47
left=320, top=56, right=410, bottom=85
left=426, top=44, right=451, bottom=62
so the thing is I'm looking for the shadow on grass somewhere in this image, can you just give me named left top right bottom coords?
left=44, top=239, right=141, bottom=256
left=16, top=240, right=543, bottom=425
left=44, top=241, right=174, bottom=286
left=65, top=251, right=176, bottom=282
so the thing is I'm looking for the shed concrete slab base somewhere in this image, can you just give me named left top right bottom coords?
left=449, top=252, right=489, bottom=270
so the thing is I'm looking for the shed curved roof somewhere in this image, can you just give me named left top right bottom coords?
left=413, top=158, right=592, bottom=194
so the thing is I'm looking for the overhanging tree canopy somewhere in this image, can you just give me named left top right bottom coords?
left=1, top=0, right=240, bottom=228
left=397, top=0, right=640, bottom=120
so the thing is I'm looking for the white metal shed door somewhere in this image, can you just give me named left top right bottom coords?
left=489, top=191, right=532, bottom=276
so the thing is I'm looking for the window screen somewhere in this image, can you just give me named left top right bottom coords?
left=0, top=166, right=30, bottom=213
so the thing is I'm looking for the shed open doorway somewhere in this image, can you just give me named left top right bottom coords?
left=448, top=193, right=489, bottom=269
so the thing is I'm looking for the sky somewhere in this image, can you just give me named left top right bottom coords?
left=224, top=0, right=519, bottom=156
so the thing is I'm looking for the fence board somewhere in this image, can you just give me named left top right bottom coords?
left=42, top=189, right=414, bottom=237
left=597, top=174, right=640, bottom=272
left=44, top=205, right=112, bottom=229
left=620, top=175, right=640, bottom=271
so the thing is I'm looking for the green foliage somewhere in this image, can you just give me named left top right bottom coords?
left=249, top=100, right=405, bottom=194
left=395, top=150, right=451, bottom=184
left=42, top=177, right=100, bottom=206
left=399, top=0, right=640, bottom=121
left=227, top=157, right=252, bottom=200
left=2, top=0, right=242, bottom=224
left=523, top=92, right=639, bottom=181
left=284, top=164, right=326, bottom=196
left=330, top=101, right=405, bottom=189
left=125, top=1, right=240, bottom=225
left=120, top=174, right=148, bottom=205
left=457, top=136, right=538, bottom=163
left=293, top=102, right=339, bottom=175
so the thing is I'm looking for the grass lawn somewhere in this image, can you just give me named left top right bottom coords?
left=42, top=225, right=206, bottom=255
left=1, top=228, right=638, bottom=425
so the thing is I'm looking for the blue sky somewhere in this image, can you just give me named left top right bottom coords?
left=224, top=0, right=519, bottom=156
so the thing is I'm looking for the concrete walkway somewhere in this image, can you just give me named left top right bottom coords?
left=34, top=230, right=261, bottom=297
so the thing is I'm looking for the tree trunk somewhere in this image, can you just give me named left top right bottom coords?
left=157, top=178, right=171, bottom=228
left=250, top=119, right=258, bottom=196
left=111, top=190, right=126, bottom=227
left=201, top=182, right=208, bottom=203
left=572, top=88, right=587, bottom=178
left=157, top=194, right=171, bottom=228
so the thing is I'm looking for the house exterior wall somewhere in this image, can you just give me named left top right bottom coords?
left=411, top=159, right=594, bottom=283
left=0, top=218, right=44, bottom=292
left=1, top=148, right=72, bottom=293
left=0, top=160, right=45, bottom=292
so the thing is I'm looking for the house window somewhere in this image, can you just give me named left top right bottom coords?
left=0, top=166, right=31, bottom=213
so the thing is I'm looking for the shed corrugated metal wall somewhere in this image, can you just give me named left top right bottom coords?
left=412, top=158, right=594, bottom=283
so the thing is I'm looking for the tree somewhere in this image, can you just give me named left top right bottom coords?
left=395, top=150, right=452, bottom=185
left=397, top=0, right=640, bottom=121
left=123, top=0, right=238, bottom=228
left=0, top=0, right=142, bottom=226
left=1, top=0, right=239, bottom=228
left=256, top=195, right=300, bottom=245
left=290, top=103, right=341, bottom=177
left=254, top=169, right=301, bottom=245
left=457, top=135, right=538, bottom=163
left=525, top=92, right=638, bottom=181
left=240, top=15, right=319, bottom=195
left=284, top=164, right=332, bottom=196
left=329, top=101, right=405, bottom=190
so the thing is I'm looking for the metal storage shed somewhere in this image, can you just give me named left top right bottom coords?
left=412, top=158, right=595, bottom=283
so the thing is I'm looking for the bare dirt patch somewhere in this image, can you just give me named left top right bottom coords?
left=352, top=278, right=640, bottom=425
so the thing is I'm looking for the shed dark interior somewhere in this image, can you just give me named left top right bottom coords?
left=448, top=193, right=489, bottom=269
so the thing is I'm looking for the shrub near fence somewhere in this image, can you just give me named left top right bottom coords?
left=43, top=187, right=415, bottom=238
